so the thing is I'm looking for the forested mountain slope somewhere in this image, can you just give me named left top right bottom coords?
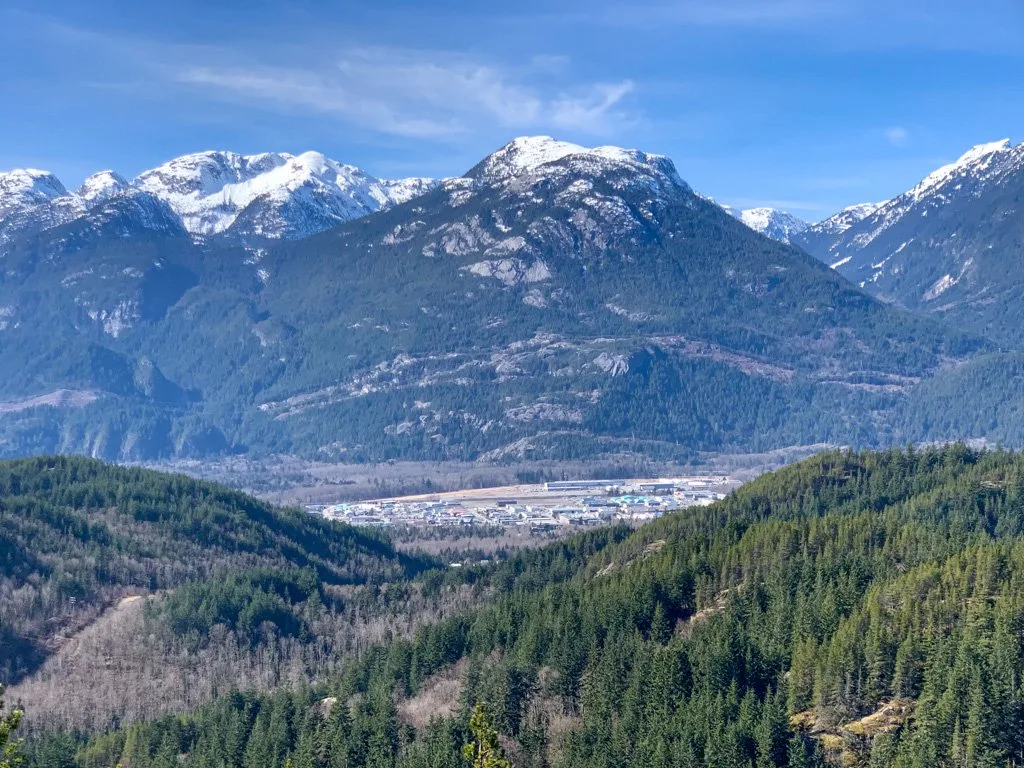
left=1, top=456, right=632, bottom=733
left=248, top=138, right=971, bottom=461
left=0, top=456, right=428, bottom=686
left=0, top=137, right=994, bottom=462
left=30, top=445, right=1024, bottom=768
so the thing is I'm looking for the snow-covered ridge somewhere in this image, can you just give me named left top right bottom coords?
left=380, top=177, right=439, bottom=206
left=811, top=201, right=887, bottom=237
left=471, top=136, right=687, bottom=191
left=0, top=151, right=441, bottom=242
left=909, top=139, right=1018, bottom=202
left=1, top=136, right=698, bottom=244
left=135, top=150, right=438, bottom=237
left=795, top=137, right=1023, bottom=302
left=831, top=138, right=1023, bottom=254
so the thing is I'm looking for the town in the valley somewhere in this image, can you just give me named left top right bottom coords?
left=306, top=475, right=736, bottom=530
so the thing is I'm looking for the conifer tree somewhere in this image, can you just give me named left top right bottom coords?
left=462, top=704, right=511, bottom=768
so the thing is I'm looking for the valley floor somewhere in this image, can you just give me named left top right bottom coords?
left=140, top=442, right=827, bottom=505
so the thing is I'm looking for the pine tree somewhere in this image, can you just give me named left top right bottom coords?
left=293, top=711, right=323, bottom=768
left=365, top=690, right=399, bottom=768
left=786, top=736, right=811, bottom=768
left=649, top=602, right=672, bottom=645
left=244, top=709, right=274, bottom=768
left=755, top=689, right=787, bottom=768
left=462, top=704, right=511, bottom=768
left=963, top=668, right=998, bottom=768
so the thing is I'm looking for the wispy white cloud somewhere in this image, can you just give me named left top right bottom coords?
left=177, top=48, right=637, bottom=140
left=884, top=126, right=910, bottom=148
left=19, top=12, right=640, bottom=143
left=177, top=64, right=462, bottom=140
left=551, top=81, right=636, bottom=133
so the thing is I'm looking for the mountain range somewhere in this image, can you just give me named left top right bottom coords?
left=2, top=135, right=1023, bottom=462
left=793, top=139, right=1024, bottom=344
left=0, top=151, right=436, bottom=245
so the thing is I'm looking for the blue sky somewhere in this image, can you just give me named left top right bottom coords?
left=1, top=0, right=1022, bottom=220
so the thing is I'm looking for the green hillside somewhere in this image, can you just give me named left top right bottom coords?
left=28, top=445, right=1024, bottom=768
left=0, top=455, right=427, bottom=684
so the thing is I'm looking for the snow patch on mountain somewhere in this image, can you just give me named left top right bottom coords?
left=923, top=273, right=957, bottom=301
left=922, top=258, right=974, bottom=302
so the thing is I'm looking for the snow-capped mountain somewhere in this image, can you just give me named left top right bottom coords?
left=386, top=135, right=693, bottom=274
left=0, top=170, right=79, bottom=245
left=466, top=135, right=686, bottom=190
left=135, top=150, right=437, bottom=239
left=242, top=134, right=946, bottom=460
left=705, top=198, right=809, bottom=244
left=78, top=171, right=129, bottom=205
left=0, top=168, right=68, bottom=214
left=0, top=151, right=440, bottom=248
left=728, top=207, right=809, bottom=243
left=794, top=138, right=1024, bottom=341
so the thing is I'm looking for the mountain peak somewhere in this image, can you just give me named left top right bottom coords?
left=794, top=136, right=1024, bottom=338
left=468, top=135, right=687, bottom=195
left=0, top=168, right=68, bottom=211
left=723, top=206, right=809, bottom=244
left=911, top=137, right=1019, bottom=202
left=958, top=138, right=1012, bottom=163
left=2, top=150, right=443, bottom=244
left=78, top=170, right=129, bottom=204
left=840, top=200, right=888, bottom=217
left=470, top=136, right=589, bottom=180
left=380, top=176, right=440, bottom=206
left=136, top=150, right=287, bottom=200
